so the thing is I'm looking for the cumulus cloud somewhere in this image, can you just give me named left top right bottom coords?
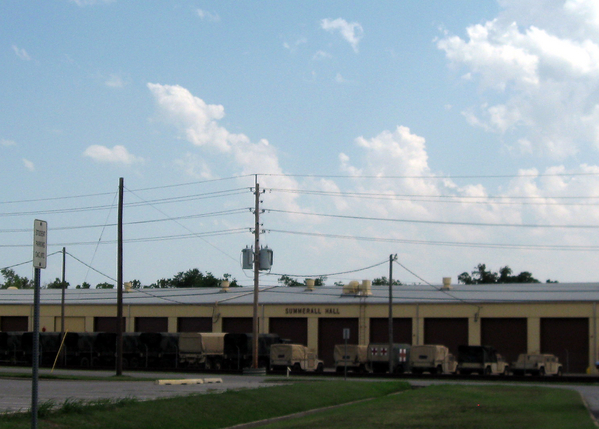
left=320, top=18, right=363, bottom=53
left=197, top=9, right=220, bottom=22
left=105, top=74, right=126, bottom=88
left=69, top=0, right=115, bottom=6
left=22, top=159, right=34, bottom=172
left=12, top=45, right=30, bottom=61
left=83, top=145, right=144, bottom=165
left=1, top=139, right=16, bottom=147
left=437, top=0, right=599, bottom=157
left=147, top=83, right=300, bottom=211
left=174, top=153, right=213, bottom=179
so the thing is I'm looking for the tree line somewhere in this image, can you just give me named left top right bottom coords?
left=0, top=263, right=558, bottom=289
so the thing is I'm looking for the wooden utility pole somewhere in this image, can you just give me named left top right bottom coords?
left=116, top=177, right=124, bottom=376
left=252, top=178, right=261, bottom=369
left=388, top=254, right=397, bottom=373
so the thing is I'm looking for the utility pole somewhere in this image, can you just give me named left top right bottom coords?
left=388, top=254, right=397, bottom=373
left=60, top=247, right=66, bottom=364
left=252, top=177, right=261, bottom=369
left=116, top=177, right=124, bottom=376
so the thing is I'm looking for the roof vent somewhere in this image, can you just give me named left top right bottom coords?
left=360, top=280, right=372, bottom=296
left=343, top=280, right=360, bottom=295
left=220, top=280, right=230, bottom=293
left=441, top=277, right=452, bottom=290
left=305, top=278, right=315, bottom=292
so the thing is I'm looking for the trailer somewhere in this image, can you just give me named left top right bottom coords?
left=179, top=332, right=226, bottom=369
left=367, top=343, right=411, bottom=374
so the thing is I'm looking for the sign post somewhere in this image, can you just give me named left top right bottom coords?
left=32, top=219, right=47, bottom=429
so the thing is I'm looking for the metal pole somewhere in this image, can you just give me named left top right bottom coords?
left=388, top=254, right=395, bottom=373
left=31, top=267, right=40, bottom=429
left=60, top=247, right=66, bottom=365
left=116, top=177, right=124, bottom=376
left=252, top=178, right=260, bottom=369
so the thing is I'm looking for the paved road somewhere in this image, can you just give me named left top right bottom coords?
left=1, top=367, right=599, bottom=424
left=0, top=367, right=276, bottom=414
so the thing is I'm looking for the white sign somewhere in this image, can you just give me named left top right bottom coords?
left=33, top=219, right=47, bottom=269
left=343, top=328, right=350, bottom=340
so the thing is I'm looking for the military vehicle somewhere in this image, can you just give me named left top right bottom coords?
left=367, top=343, right=411, bottom=373
left=511, top=353, right=563, bottom=376
left=334, top=344, right=368, bottom=373
left=457, top=345, right=509, bottom=375
left=409, top=344, right=457, bottom=374
left=270, top=343, right=324, bottom=372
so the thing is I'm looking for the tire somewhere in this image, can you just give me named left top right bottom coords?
left=484, top=366, right=491, bottom=376
left=555, top=367, right=563, bottom=377
left=292, top=363, right=302, bottom=372
left=214, top=360, right=222, bottom=371
left=502, top=366, right=509, bottom=376
left=316, top=363, right=324, bottom=373
left=204, top=359, right=212, bottom=370
left=539, top=367, right=546, bottom=376
left=436, top=365, right=443, bottom=375
left=80, top=357, right=90, bottom=367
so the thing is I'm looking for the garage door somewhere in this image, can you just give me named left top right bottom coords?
left=541, top=317, right=589, bottom=374
left=94, top=317, right=126, bottom=333
left=222, top=317, right=253, bottom=334
left=370, top=318, right=412, bottom=344
left=481, top=318, right=527, bottom=364
left=134, top=317, right=168, bottom=333
left=177, top=317, right=212, bottom=332
left=424, top=318, right=468, bottom=356
left=318, top=318, right=359, bottom=367
left=1, top=316, right=28, bottom=331
left=269, top=318, right=308, bottom=345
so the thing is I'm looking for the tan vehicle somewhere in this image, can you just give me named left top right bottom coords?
left=334, top=344, right=368, bottom=373
left=367, top=343, right=412, bottom=374
left=457, top=346, right=510, bottom=375
left=270, top=343, right=324, bottom=372
left=178, top=332, right=226, bottom=369
left=511, top=353, right=563, bottom=376
left=409, top=344, right=457, bottom=374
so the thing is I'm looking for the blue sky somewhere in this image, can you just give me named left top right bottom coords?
left=2, top=0, right=599, bottom=288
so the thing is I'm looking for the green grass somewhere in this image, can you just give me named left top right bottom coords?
left=0, top=381, right=594, bottom=429
left=259, top=384, right=596, bottom=429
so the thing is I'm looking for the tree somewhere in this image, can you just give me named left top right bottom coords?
left=76, top=282, right=91, bottom=289
left=148, top=269, right=239, bottom=288
left=458, top=264, right=540, bottom=284
left=1, top=268, right=32, bottom=289
left=45, top=278, right=69, bottom=289
left=278, top=275, right=302, bottom=287
left=96, top=282, right=114, bottom=289
left=372, top=276, right=402, bottom=286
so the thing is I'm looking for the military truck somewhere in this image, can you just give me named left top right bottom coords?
left=511, top=353, right=563, bottom=376
left=367, top=343, right=411, bottom=374
left=270, top=343, right=324, bottom=372
left=334, top=344, right=368, bottom=373
left=409, top=344, right=457, bottom=374
left=457, top=345, right=509, bottom=375
left=178, top=332, right=226, bottom=369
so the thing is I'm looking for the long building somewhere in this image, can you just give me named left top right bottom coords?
left=1, top=280, right=598, bottom=373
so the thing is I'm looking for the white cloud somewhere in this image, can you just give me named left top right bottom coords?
left=105, top=74, right=126, bottom=88
left=22, top=158, right=34, bottom=171
left=69, top=0, right=115, bottom=6
left=83, top=145, right=144, bottom=165
left=1, top=139, right=16, bottom=147
left=197, top=9, right=220, bottom=22
left=312, top=50, right=331, bottom=61
left=437, top=0, right=599, bottom=157
left=147, top=83, right=301, bottom=211
left=320, top=18, right=363, bottom=53
left=12, top=45, right=30, bottom=61
left=173, top=153, right=213, bottom=179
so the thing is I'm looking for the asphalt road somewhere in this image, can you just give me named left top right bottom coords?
left=1, top=367, right=598, bottom=424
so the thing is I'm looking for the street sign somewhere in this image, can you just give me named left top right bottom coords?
left=343, top=328, right=350, bottom=340
left=33, top=220, right=47, bottom=269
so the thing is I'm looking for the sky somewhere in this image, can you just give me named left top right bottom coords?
left=2, top=0, right=599, bottom=289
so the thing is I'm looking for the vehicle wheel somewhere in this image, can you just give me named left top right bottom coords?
left=484, top=366, right=491, bottom=376
left=214, top=360, right=222, bottom=371
left=204, top=359, right=212, bottom=370
left=79, top=357, right=90, bottom=367
left=539, top=367, right=546, bottom=376
left=292, top=363, right=302, bottom=372
left=555, top=367, right=563, bottom=377
left=502, top=366, right=509, bottom=376
left=436, top=365, right=443, bottom=375
left=316, top=363, right=324, bottom=373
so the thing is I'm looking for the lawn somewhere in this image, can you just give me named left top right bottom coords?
left=0, top=380, right=594, bottom=429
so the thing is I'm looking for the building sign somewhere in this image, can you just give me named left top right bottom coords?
left=285, top=307, right=341, bottom=315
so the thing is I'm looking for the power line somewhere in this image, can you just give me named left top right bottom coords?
left=267, top=229, right=599, bottom=251
left=259, top=172, right=599, bottom=180
left=266, top=208, right=599, bottom=229
left=265, top=259, right=389, bottom=279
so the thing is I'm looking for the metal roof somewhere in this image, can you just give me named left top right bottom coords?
left=2, top=282, right=599, bottom=306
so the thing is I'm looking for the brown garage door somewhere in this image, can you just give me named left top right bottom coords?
left=269, top=318, right=308, bottom=345
left=1, top=316, right=28, bottom=331
left=424, top=318, right=468, bottom=356
left=318, top=318, right=359, bottom=367
left=541, top=318, right=589, bottom=374
left=177, top=317, right=212, bottom=332
left=134, top=317, right=168, bottom=333
left=370, top=318, right=412, bottom=344
left=222, top=317, right=253, bottom=334
left=94, top=317, right=126, bottom=333
left=481, top=318, right=527, bottom=364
